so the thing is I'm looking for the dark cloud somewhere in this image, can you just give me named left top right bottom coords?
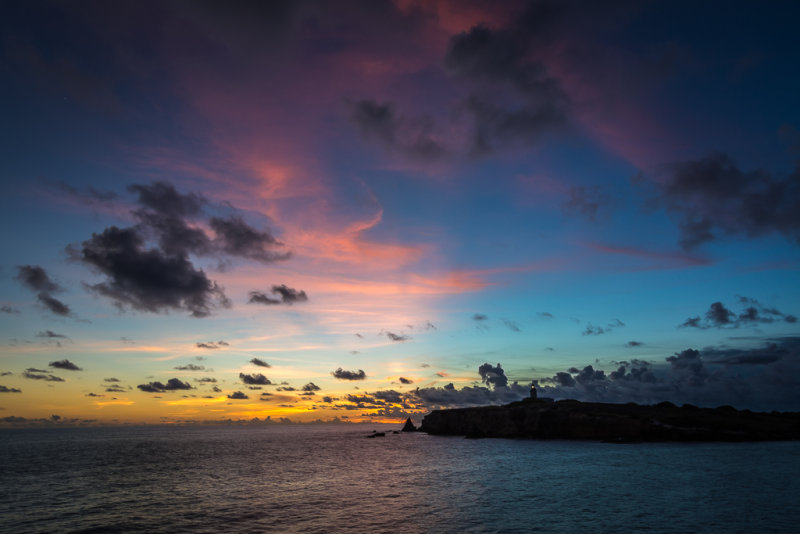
left=85, top=392, right=103, bottom=397
left=534, top=337, right=800, bottom=410
left=398, top=377, right=413, bottom=384
left=227, top=391, right=249, bottom=400
left=322, top=395, right=333, bottom=403
left=248, top=285, right=308, bottom=306
left=0, top=385, right=22, bottom=393
left=80, top=226, right=229, bottom=318
left=210, top=216, right=290, bottom=263
left=502, top=319, right=521, bottom=332
left=472, top=313, right=488, bottom=321
left=680, top=298, right=796, bottom=329
left=137, top=378, right=192, bottom=392
left=36, top=293, right=72, bottom=316
left=385, top=331, right=410, bottom=342
left=174, top=364, right=206, bottom=371
left=276, top=386, right=296, bottom=392
left=349, top=99, right=446, bottom=161
left=537, top=312, right=553, bottom=319
left=332, top=368, right=366, bottom=380
left=196, top=341, right=228, bottom=349
left=53, top=181, right=118, bottom=205
left=105, top=385, right=126, bottom=393
left=1, top=305, right=20, bottom=314
left=582, top=319, right=625, bottom=336
left=250, top=358, right=271, bottom=367
left=302, top=382, right=321, bottom=392
left=239, top=373, right=271, bottom=385
left=658, top=153, right=800, bottom=249
left=37, top=330, right=67, bottom=339
left=16, top=266, right=71, bottom=316
left=626, top=341, right=644, bottom=347
left=444, top=17, right=569, bottom=155
left=49, top=359, right=82, bottom=371
left=16, top=265, right=61, bottom=293
left=194, top=377, right=217, bottom=383
left=129, top=181, right=205, bottom=218
left=22, top=369, right=64, bottom=382
left=127, top=182, right=214, bottom=257
left=562, top=185, right=610, bottom=221
left=478, top=362, right=508, bottom=389
left=104, top=377, right=120, bottom=382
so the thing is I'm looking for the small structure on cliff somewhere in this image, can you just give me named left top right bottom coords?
left=529, top=383, right=537, bottom=400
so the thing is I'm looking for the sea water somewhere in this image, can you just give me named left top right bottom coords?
left=1, top=424, right=799, bottom=533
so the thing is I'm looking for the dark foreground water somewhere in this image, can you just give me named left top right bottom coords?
left=1, top=424, right=799, bottom=533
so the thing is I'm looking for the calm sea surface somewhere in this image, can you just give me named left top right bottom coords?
left=1, top=423, right=799, bottom=533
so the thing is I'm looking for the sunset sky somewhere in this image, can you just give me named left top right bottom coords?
left=1, top=0, right=799, bottom=425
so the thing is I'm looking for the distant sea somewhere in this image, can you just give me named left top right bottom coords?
left=1, top=424, right=799, bottom=533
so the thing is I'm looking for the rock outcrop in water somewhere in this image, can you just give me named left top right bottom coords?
left=420, top=399, right=800, bottom=442
left=401, top=417, right=417, bottom=432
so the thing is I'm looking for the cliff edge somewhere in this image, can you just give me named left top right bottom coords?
left=420, top=399, right=800, bottom=442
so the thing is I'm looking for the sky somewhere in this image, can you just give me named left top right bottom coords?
left=1, top=0, right=799, bottom=426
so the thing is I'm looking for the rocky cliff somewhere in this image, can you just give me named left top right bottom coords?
left=420, top=399, right=800, bottom=442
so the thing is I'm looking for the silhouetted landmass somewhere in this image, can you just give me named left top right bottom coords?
left=420, top=399, right=800, bottom=442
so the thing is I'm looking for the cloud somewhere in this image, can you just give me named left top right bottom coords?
left=472, top=313, right=488, bottom=321
left=502, top=319, right=521, bottom=332
left=250, top=358, right=271, bottom=368
left=582, top=319, right=625, bottom=336
left=22, top=369, right=64, bottom=382
left=210, top=216, right=290, bottom=263
left=129, top=181, right=205, bottom=218
left=36, top=293, right=72, bottom=316
left=49, top=359, right=82, bottom=371
left=0, top=385, right=22, bottom=393
left=194, top=377, right=217, bottom=383
left=680, top=298, right=797, bottom=329
left=239, top=373, right=271, bottom=385
left=196, top=341, right=228, bottom=349
left=478, top=362, right=508, bottom=389
left=626, top=341, right=644, bottom=347
left=174, top=364, right=206, bottom=371
left=302, top=382, right=321, bottom=392
left=658, top=153, right=800, bottom=249
left=227, top=391, right=249, bottom=400
left=37, top=330, right=67, bottom=339
left=385, top=331, right=410, bottom=342
left=533, top=337, right=800, bottom=410
left=399, top=377, right=413, bottom=384
left=537, top=312, right=553, bottom=319
left=248, top=285, right=308, bottom=306
left=137, top=378, right=192, bottom=392
left=1, top=305, right=20, bottom=314
left=332, top=368, right=366, bottom=380
left=104, top=377, right=120, bottom=382
left=130, top=183, right=211, bottom=257
left=105, top=385, right=126, bottom=393
left=79, top=226, right=229, bottom=318
left=349, top=99, right=446, bottom=161
left=16, top=266, right=71, bottom=316
left=16, top=265, right=61, bottom=293
left=444, top=19, right=569, bottom=155
left=562, top=185, right=610, bottom=221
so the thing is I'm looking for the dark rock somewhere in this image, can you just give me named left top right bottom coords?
left=401, top=417, right=416, bottom=432
left=420, top=399, right=800, bottom=442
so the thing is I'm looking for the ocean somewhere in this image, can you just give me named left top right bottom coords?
left=1, top=423, right=799, bottom=533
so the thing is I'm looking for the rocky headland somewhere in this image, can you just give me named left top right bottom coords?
left=420, top=398, right=800, bottom=442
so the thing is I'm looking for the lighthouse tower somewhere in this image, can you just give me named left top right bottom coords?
left=529, top=382, right=538, bottom=400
